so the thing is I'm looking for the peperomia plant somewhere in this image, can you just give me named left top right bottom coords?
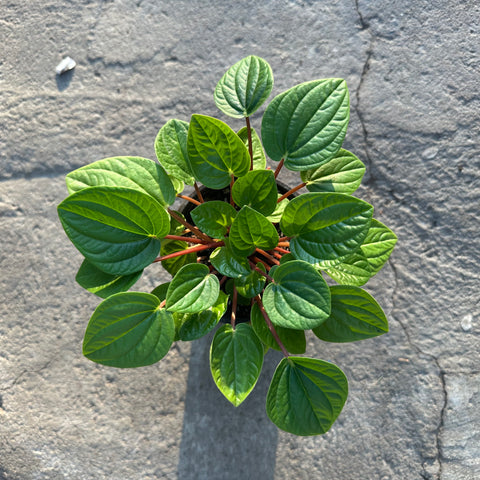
left=58, top=55, right=396, bottom=436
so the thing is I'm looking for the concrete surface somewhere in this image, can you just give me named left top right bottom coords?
left=1, top=0, right=479, bottom=479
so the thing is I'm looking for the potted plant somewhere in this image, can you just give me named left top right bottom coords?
left=57, top=55, right=396, bottom=436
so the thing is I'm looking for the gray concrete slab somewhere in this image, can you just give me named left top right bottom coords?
left=1, top=0, right=479, bottom=479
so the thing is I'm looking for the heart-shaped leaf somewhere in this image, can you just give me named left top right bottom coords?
left=261, top=79, right=350, bottom=171
left=234, top=263, right=266, bottom=298
left=250, top=302, right=306, bottom=354
left=313, top=285, right=388, bottom=342
left=190, top=201, right=237, bottom=238
left=82, top=292, right=174, bottom=368
left=210, top=244, right=251, bottom=278
left=66, top=156, right=175, bottom=207
left=160, top=240, right=197, bottom=276
left=262, top=260, right=331, bottom=330
left=57, top=186, right=169, bottom=275
left=237, top=126, right=267, bottom=170
left=301, top=149, right=365, bottom=194
left=210, top=323, right=264, bottom=406
left=154, top=119, right=195, bottom=185
left=214, top=55, right=273, bottom=118
left=166, top=263, right=220, bottom=313
left=229, top=205, right=279, bottom=256
left=232, top=170, right=278, bottom=216
left=266, top=357, right=348, bottom=435
left=76, top=259, right=142, bottom=299
left=187, top=115, right=250, bottom=189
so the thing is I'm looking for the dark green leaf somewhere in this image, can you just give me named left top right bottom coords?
left=237, top=126, right=267, bottom=170
left=210, top=244, right=251, bottom=278
left=232, top=170, right=278, bottom=216
left=155, top=119, right=195, bottom=185
left=261, top=79, right=350, bottom=171
left=250, top=302, right=306, bottom=354
left=187, top=115, right=250, bottom=189
left=301, top=149, right=365, bottom=194
left=151, top=282, right=170, bottom=302
left=191, top=201, right=237, bottom=238
left=263, top=260, right=330, bottom=330
left=58, top=186, right=169, bottom=275
left=229, top=205, right=279, bottom=256
left=210, top=323, right=264, bottom=406
left=214, top=55, right=273, bottom=118
left=234, top=263, right=265, bottom=298
left=82, top=292, right=174, bottom=368
left=166, top=263, right=220, bottom=313
left=76, top=259, right=142, bottom=299
left=161, top=240, right=197, bottom=276
left=66, top=156, right=175, bottom=207
left=266, top=357, right=348, bottom=435
left=313, top=285, right=388, bottom=342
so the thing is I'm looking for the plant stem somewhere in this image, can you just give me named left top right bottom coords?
left=277, top=182, right=306, bottom=203
left=246, top=116, right=253, bottom=170
left=159, top=299, right=166, bottom=309
left=271, top=251, right=283, bottom=260
left=176, top=194, right=202, bottom=206
left=255, top=248, right=280, bottom=266
left=279, top=236, right=291, bottom=242
left=277, top=241, right=290, bottom=247
left=230, top=174, right=235, bottom=206
left=194, top=182, right=204, bottom=203
left=231, top=285, right=238, bottom=329
left=249, top=260, right=274, bottom=282
left=274, top=246, right=290, bottom=255
left=252, top=255, right=271, bottom=271
left=167, top=209, right=211, bottom=242
left=219, top=275, right=228, bottom=287
left=254, top=295, right=289, bottom=357
left=164, top=235, right=205, bottom=244
left=154, top=240, right=224, bottom=263
left=274, top=158, right=284, bottom=179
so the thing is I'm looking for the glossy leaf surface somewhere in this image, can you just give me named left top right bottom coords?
left=210, top=244, right=251, bottom=278
left=237, top=126, right=267, bottom=169
left=360, top=219, right=397, bottom=274
left=323, top=253, right=373, bottom=286
left=234, top=263, right=265, bottom=298
left=160, top=240, right=197, bottom=276
left=191, top=201, right=237, bottom=238
left=232, top=170, right=278, bottom=216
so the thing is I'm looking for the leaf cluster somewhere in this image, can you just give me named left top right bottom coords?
left=57, top=55, right=397, bottom=436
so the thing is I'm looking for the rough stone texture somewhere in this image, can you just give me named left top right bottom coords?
left=1, top=0, right=479, bottom=479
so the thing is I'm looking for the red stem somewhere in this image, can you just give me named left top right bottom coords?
left=219, top=275, right=228, bottom=287
left=194, top=182, right=204, bottom=203
left=176, top=194, right=201, bottom=206
left=279, top=236, right=291, bottom=242
left=249, top=260, right=274, bottom=282
left=164, top=235, right=205, bottom=244
left=231, top=286, right=238, bottom=328
left=274, top=158, right=284, bottom=179
left=159, top=299, right=166, bottom=309
left=277, top=241, right=290, bottom=247
left=246, top=116, right=254, bottom=170
left=274, top=247, right=291, bottom=255
left=251, top=256, right=271, bottom=271
left=277, top=182, right=306, bottom=203
left=167, top=209, right=211, bottom=242
left=154, top=240, right=224, bottom=263
left=254, top=295, right=289, bottom=357
left=271, top=251, right=283, bottom=260
left=255, top=248, right=280, bottom=266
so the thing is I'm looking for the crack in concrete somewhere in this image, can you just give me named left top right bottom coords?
left=388, top=258, right=446, bottom=480
left=0, top=359, right=54, bottom=394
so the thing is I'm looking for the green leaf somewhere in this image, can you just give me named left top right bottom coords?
left=190, top=201, right=237, bottom=238
left=263, top=260, right=330, bottom=330
left=225, top=279, right=251, bottom=305
left=360, top=219, right=397, bottom=274
left=323, top=252, right=373, bottom=286
left=210, top=244, right=251, bottom=278
left=154, top=119, right=195, bottom=185
left=166, top=263, right=220, bottom=313
left=214, top=55, right=273, bottom=118
left=58, top=186, right=169, bottom=275
left=151, top=282, right=170, bottom=302
left=168, top=210, right=187, bottom=235
left=82, top=292, right=174, bottom=368
left=280, top=193, right=373, bottom=266
left=234, top=263, right=266, bottom=298
left=301, top=149, right=365, bottom=194
left=250, top=302, right=306, bottom=354
left=266, top=357, right=348, bottom=435
left=266, top=195, right=289, bottom=223
left=187, top=115, right=250, bottom=189
left=160, top=240, right=197, bottom=276
left=232, top=170, right=278, bottom=216
left=261, top=79, right=350, bottom=171
left=313, top=285, right=388, bottom=342
left=75, top=259, right=142, bottom=299
left=210, top=323, right=264, bottom=406
left=169, top=175, right=185, bottom=195
left=237, top=127, right=267, bottom=170
left=176, top=291, right=229, bottom=341
left=279, top=252, right=296, bottom=264
left=66, top=156, right=176, bottom=207
left=229, top=205, right=279, bottom=256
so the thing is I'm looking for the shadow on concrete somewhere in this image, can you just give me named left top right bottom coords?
left=177, top=331, right=281, bottom=480
left=55, top=69, right=74, bottom=91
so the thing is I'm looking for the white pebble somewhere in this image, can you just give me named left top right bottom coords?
left=55, top=56, right=76, bottom=75
left=421, top=146, right=438, bottom=159
left=460, top=314, right=473, bottom=332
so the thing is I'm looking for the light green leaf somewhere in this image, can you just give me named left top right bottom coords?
left=360, top=219, right=397, bottom=274
left=76, top=259, right=142, bottom=299
left=155, top=119, right=195, bottom=185
left=210, top=323, right=264, bottom=406
left=214, top=55, right=273, bottom=118
left=261, top=79, right=350, bottom=171
left=210, top=244, right=251, bottom=278
left=187, top=115, right=250, bottom=189
left=266, top=357, right=348, bottom=435
left=266, top=195, right=289, bottom=223
left=250, top=302, right=306, bottom=354
left=160, top=240, right=197, bottom=276
left=323, top=252, right=373, bottom=286
left=301, top=149, right=365, bottom=194
left=166, top=263, right=220, bottom=313
left=232, top=170, right=278, bottom=216
left=229, top=205, right=279, bottom=256
left=234, top=263, right=265, bottom=298
left=313, top=285, right=388, bottom=342
left=237, top=126, right=267, bottom=170
left=82, top=292, right=174, bottom=368
left=263, top=260, right=330, bottom=330
left=66, top=156, right=175, bottom=207
left=58, top=186, right=169, bottom=275
left=190, top=201, right=237, bottom=238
